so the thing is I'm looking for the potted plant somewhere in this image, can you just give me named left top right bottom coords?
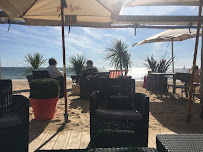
left=69, top=54, right=87, bottom=78
left=29, top=78, right=59, bottom=121
left=22, top=52, right=47, bottom=83
left=69, top=54, right=87, bottom=95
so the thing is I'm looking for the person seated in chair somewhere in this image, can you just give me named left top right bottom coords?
left=46, top=58, right=64, bottom=98
left=46, top=58, right=63, bottom=78
left=82, top=59, right=98, bottom=79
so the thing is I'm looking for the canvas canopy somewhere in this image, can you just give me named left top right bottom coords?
left=0, top=0, right=123, bottom=26
left=123, top=0, right=200, bottom=7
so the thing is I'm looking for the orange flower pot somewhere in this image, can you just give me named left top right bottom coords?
left=29, top=97, right=59, bottom=121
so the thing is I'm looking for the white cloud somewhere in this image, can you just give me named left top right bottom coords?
left=81, top=28, right=102, bottom=39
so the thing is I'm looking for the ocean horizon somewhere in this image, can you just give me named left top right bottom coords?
left=0, top=67, right=189, bottom=81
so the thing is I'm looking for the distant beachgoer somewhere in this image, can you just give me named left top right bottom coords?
left=142, top=75, right=147, bottom=88
left=189, top=65, right=200, bottom=76
left=82, top=59, right=98, bottom=78
left=46, top=58, right=63, bottom=78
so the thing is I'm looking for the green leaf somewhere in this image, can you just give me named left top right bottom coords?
left=105, top=39, right=131, bottom=70
left=69, top=54, right=87, bottom=76
left=22, top=52, right=47, bottom=77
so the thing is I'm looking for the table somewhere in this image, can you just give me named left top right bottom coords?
left=147, top=73, right=175, bottom=96
left=168, top=73, right=191, bottom=97
left=156, top=134, right=203, bottom=152
left=35, top=147, right=158, bottom=152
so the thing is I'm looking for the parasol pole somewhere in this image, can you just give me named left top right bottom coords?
left=171, top=38, right=174, bottom=73
left=61, top=0, right=68, bottom=123
left=186, top=0, right=203, bottom=123
left=200, top=28, right=203, bottom=119
left=0, top=57, right=1, bottom=79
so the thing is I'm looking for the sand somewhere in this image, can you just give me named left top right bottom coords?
left=12, top=80, right=203, bottom=146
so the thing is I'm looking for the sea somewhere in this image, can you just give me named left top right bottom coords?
left=0, top=67, right=190, bottom=81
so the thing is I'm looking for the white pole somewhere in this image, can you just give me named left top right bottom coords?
left=171, top=38, right=174, bottom=73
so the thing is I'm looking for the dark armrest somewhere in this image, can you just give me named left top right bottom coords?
left=12, top=95, right=29, bottom=117
left=133, top=93, right=149, bottom=118
left=90, top=91, right=100, bottom=115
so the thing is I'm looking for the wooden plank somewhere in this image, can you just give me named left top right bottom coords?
left=29, top=132, right=49, bottom=152
left=79, top=132, right=90, bottom=149
left=66, top=131, right=82, bottom=149
left=53, top=131, right=71, bottom=149
left=41, top=133, right=59, bottom=150
left=148, top=136, right=156, bottom=148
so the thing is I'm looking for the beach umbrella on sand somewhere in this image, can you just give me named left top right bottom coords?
left=133, top=29, right=202, bottom=73
left=0, top=0, right=124, bottom=123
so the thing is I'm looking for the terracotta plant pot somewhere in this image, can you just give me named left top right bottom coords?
left=29, top=97, right=59, bottom=121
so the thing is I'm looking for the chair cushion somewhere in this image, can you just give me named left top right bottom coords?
left=107, top=95, right=132, bottom=109
left=0, top=112, right=21, bottom=129
left=96, top=108, right=143, bottom=120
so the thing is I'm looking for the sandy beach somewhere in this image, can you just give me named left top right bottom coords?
left=12, top=80, right=203, bottom=148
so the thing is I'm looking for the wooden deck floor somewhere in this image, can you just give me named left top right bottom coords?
left=29, top=131, right=156, bottom=152
left=29, top=131, right=90, bottom=152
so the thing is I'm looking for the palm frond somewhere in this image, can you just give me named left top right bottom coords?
left=105, top=39, right=131, bottom=70
left=69, top=54, right=87, bottom=76
left=23, top=52, right=47, bottom=77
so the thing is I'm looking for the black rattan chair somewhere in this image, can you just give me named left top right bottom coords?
left=90, top=79, right=149, bottom=148
left=80, top=78, right=133, bottom=99
left=0, top=80, right=29, bottom=152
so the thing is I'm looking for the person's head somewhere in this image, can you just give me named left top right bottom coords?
left=192, top=65, right=199, bottom=70
left=49, top=58, right=57, bottom=66
left=87, top=59, right=93, bottom=66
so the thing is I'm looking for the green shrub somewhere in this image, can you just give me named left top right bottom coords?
left=30, top=78, right=59, bottom=99
left=69, top=54, right=87, bottom=76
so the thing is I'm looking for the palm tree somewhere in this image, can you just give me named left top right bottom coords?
left=105, top=39, right=131, bottom=70
left=23, top=52, right=47, bottom=77
left=69, top=54, right=87, bottom=76
left=144, top=55, right=158, bottom=72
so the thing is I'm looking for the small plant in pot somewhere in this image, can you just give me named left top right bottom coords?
left=69, top=54, right=87, bottom=81
left=22, top=52, right=47, bottom=83
left=29, top=78, right=59, bottom=121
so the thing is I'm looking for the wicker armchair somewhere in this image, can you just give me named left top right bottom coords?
left=90, top=80, right=149, bottom=148
left=0, top=80, right=29, bottom=152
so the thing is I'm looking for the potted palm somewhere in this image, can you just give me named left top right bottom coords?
left=144, top=55, right=173, bottom=92
left=29, top=78, right=59, bottom=121
left=23, top=52, right=47, bottom=83
left=144, top=55, right=158, bottom=73
left=69, top=54, right=87, bottom=95
left=69, top=54, right=87, bottom=81
left=105, top=39, right=131, bottom=78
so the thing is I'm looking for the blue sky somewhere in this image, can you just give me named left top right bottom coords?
left=0, top=5, right=202, bottom=68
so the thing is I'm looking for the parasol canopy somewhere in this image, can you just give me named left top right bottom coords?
left=0, top=0, right=123, bottom=26
left=134, top=29, right=201, bottom=46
